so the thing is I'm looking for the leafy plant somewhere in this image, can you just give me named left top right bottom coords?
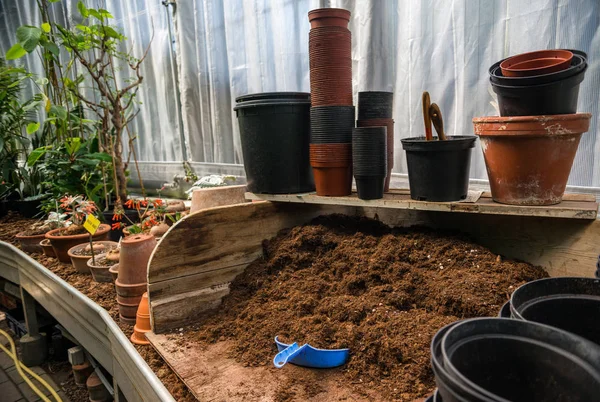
left=57, top=194, right=97, bottom=227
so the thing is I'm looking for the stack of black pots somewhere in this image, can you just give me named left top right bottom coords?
left=352, top=127, right=387, bottom=200
left=356, top=92, right=394, bottom=191
left=489, top=49, right=588, bottom=116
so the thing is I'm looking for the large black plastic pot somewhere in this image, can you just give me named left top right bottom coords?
left=438, top=318, right=600, bottom=402
left=1, top=198, right=43, bottom=218
left=511, top=277, right=600, bottom=346
left=401, top=136, right=476, bottom=202
left=235, top=92, right=315, bottom=194
left=102, top=207, right=140, bottom=242
left=491, top=64, right=587, bottom=116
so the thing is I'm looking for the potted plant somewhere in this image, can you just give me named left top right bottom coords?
left=45, top=195, right=110, bottom=262
left=86, top=252, right=116, bottom=283
left=113, top=198, right=186, bottom=240
left=67, top=241, right=118, bottom=274
left=15, top=212, right=66, bottom=253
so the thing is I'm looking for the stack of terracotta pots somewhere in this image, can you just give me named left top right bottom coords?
left=308, top=8, right=354, bottom=196
left=115, top=234, right=156, bottom=325
left=356, top=91, right=394, bottom=191
left=475, top=49, right=591, bottom=205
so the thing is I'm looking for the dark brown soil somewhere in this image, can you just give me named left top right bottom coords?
left=0, top=212, right=196, bottom=402
left=58, top=225, right=89, bottom=236
left=185, top=214, right=548, bottom=401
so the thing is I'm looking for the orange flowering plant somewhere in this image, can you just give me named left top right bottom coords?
left=110, top=197, right=173, bottom=234
left=59, top=194, right=98, bottom=226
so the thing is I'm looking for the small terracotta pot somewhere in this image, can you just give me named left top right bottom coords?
left=312, top=166, right=352, bottom=196
left=119, top=315, right=137, bottom=326
left=68, top=241, right=118, bottom=274
left=500, top=49, right=573, bottom=78
left=87, top=254, right=114, bottom=283
left=131, top=292, right=151, bottom=345
left=39, top=239, right=56, bottom=257
left=308, top=8, right=351, bottom=28
left=118, top=234, right=156, bottom=285
left=115, top=280, right=147, bottom=297
left=473, top=113, right=591, bottom=205
left=15, top=232, right=46, bottom=254
left=117, top=300, right=140, bottom=318
left=117, top=293, right=143, bottom=307
left=109, top=263, right=119, bottom=282
left=45, top=224, right=110, bottom=263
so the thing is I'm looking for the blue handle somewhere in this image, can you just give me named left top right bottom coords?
left=273, top=343, right=307, bottom=368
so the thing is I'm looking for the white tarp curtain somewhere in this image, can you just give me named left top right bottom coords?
left=0, top=0, right=182, bottom=163
left=2, top=1, right=599, bottom=187
left=176, top=0, right=600, bottom=187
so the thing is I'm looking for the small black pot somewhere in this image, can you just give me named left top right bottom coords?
left=401, top=136, right=476, bottom=202
left=491, top=63, right=587, bottom=116
left=352, top=127, right=387, bottom=176
left=355, top=175, right=386, bottom=200
left=102, top=207, right=140, bottom=242
left=357, top=91, right=393, bottom=119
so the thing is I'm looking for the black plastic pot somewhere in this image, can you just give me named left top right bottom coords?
left=1, top=199, right=43, bottom=218
left=102, top=208, right=140, bottom=242
left=498, top=301, right=511, bottom=318
left=439, top=318, right=600, bottom=402
left=491, top=63, right=587, bottom=116
left=357, top=91, right=393, bottom=119
left=235, top=92, right=315, bottom=194
left=355, top=175, right=386, bottom=200
left=401, top=136, right=476, bottom=202
left=310, top=106, right=355, bottom=144
left=489, top=50, right=587, bottom=86
left=511, top=277, right=600, bottom=346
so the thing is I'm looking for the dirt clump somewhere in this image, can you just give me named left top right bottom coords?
left=188, top=214, right=548, bottom=400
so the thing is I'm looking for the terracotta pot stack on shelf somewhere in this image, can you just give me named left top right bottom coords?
left=308, top=8, right=354, bottom=196
left=475, top=49, right=591, bottom=205
left=114, top=234, right=156, bottom=325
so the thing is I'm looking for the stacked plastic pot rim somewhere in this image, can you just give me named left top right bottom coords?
left=474, top=49, right=591, bottom=206
left=308, top=8, right=354, bottom=197
left=115, top=234, right=156, bottom=326
left=431, top=277, right=600, bottom=401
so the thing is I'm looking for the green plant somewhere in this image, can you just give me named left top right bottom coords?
left=58, top=194, right=97, bottom=227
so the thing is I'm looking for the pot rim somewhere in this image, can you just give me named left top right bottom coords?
left=68, top=241, right=118, bottom=259
left=473, top=113, right=591, bottom=136
left=500, top=49, right=573, bottom=76
left=16, top=231, right=47, bottom=239
left=308, top=8, right=351, bottom=21
left=122, top=232, right=156, bottom=245
left=45, top=224, right=110, bottom=239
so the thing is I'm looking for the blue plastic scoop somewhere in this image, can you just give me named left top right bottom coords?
left=273, top=336, right=349, bottom=369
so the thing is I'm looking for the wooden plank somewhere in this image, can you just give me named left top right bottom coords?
left=245, top=191, right=598, bottom=220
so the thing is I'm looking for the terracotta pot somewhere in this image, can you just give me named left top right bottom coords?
left=357, top=118, right=395, bottom=191
left=308, top=8, right=351, bottom=29
left=15, top=232, right=45, bottom=254
left=312, top=165, right=352, bottom=196
left=131, top=292, right=151, bottom=345
left=116, top=292, right=143, bottom=306
left=500, top=49, right=573, bottom=78
left=109, top=263, right=119, bottom=282
left=473, top=113, right=591, bottom=205
left=39, top=239, right=56, bottom=257
left=115, top=280, right=147, bottom=297
left=45, top=224, right=110, bottom=263
left=309, top=144, right=352, bottom=163
left=68, top=241, right=118, bottom=274
left=87, top=254, right=114, bottom=283
left=190, top=185, right=248, bottom=214
left=118, top=234, right=156, bottom=285
left=117, top=300, right=139, bottom=318
left=120, top=315, right=137, bottom=326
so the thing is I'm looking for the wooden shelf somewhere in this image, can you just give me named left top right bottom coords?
left=245, top=189, right=599, bottom=220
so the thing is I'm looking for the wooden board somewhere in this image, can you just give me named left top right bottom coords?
left=245, top=190, right=599, bottom=220
left=145, top=332, right=377, bottom=402
left=148, top=201, right=600, bottom=334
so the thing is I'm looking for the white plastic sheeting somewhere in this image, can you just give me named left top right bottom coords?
left=176, top=0, right=600, bottom=186
left=2, top=1, right=599, bottom=187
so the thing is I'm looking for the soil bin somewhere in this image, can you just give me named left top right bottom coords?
left=401, top=136, right=476, bottom=202
left=473, top=113, right=591, bottom=205
left=179, top=214, right=547, bottom=401
left=235, top=92, right=315, bottom=194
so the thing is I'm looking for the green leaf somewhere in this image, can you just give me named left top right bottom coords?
left=48, top=0, right=61, bottom=3
left=88, top=9, right=101, bottom=20
left=86, top=152, right=112, bottom=162
left=99, top=9, right=114, bottom=19
left=41, top=41, right=59, bottom=57
left=49, top=104, right=67, bottom=120
left=77, top=158, right=98, bottom=167
left=65, top=137, right=81, bottom=155
left=27, top=146, right=51, bottom=166
left=77, top=1, right=89, bottom=18
left=0, top=137, right=4, bottom=154
left=16, top=26, right=42, bottom=52
left=5, top=43, right=27, bottom=60
left=26, top=122, right=40, bottom=134
left=41, top=22, right=51, bottom=33
left=102, top=26, right=122, bottom=39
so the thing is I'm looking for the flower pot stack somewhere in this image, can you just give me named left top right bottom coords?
left=475, top=49, right=591, bottom=205
left=356, top=91, right=394, bottom=191
left=352, top=127, right=387, bottom=200
left=308, top=8, right=354, bottom=196
left=115, top=234, right=156, bottom=326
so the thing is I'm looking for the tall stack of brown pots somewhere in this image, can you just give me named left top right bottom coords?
left=308, top=8, right=354, bottom=196
left=357, top=91, right=394, bottom=191
left=115, top=234, right=156, bottom=325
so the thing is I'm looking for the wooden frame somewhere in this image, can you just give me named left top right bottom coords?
left=148, top=201, right=600, bottom=333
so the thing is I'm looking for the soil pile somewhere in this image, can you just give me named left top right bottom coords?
left=190, top=214, right=548, bottom=400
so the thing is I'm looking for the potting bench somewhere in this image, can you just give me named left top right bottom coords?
left=144, top=195, right=600, bottom=399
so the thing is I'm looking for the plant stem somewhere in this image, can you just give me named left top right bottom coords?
left=89, top=234, right=95, bottom=265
